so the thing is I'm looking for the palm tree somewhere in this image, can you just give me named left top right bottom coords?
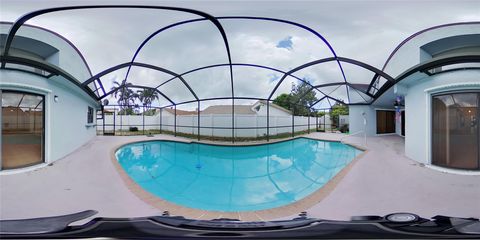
left=111, top=80, right=138, bottom=114
left=137, top=88, right=159, bottom=110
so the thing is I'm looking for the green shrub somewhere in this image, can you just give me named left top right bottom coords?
left=339, top=124, right=349, bottom=133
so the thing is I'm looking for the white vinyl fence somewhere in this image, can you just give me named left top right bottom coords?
left=98, top=112, right=332, bottom=138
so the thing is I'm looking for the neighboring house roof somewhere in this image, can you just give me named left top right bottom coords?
left=158, top=100, right=292, bottom=115
left=201, top=105, right=256, bottom=115
left=162, top=108, right=198, bottom=115
left=256, top=100, right=292, bottom=115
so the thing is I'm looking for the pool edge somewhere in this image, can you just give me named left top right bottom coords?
left=112, top=135, right=366, bottom=152
left=110, top=136, right=368, bottom=221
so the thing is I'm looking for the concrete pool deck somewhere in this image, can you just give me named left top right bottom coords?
left=1, top=133, right=479, bottom=222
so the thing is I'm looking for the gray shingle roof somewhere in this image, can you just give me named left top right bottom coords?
left=162, top=108, right=198, bottom=115
left=160, top=101, right=291, bottom=115
left=201, top=105, right=256, bottom=115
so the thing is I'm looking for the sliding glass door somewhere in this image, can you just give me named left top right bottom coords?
left=1, top=90, right=45, bottom=170
left=432, top=92, right=479, bottom=170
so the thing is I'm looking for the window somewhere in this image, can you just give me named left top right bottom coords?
left=87, top=106, right=94, bottom=124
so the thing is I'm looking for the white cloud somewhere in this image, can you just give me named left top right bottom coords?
left=1, top=0, right=479, bottom=108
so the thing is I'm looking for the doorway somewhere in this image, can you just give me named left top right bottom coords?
left=1, top=90, right=45, bottom=170
left=432, top=92, right=479, bottom=170
left=376, top=110, right=396, bottom=134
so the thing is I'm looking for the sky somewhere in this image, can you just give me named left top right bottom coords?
left=1, top=0, right=479, bottom=109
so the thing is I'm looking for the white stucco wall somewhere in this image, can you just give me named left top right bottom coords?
left=348, top=105, right=377, bottom=136
left=403, top=69, right=480, bottom=165
left=377, top=23, right=480, bottom=169
left=1, top=69, right=99, bottom=164
left=254, top=103, right=291, bottom=116
left=395, top=109, right=404, bottom=136
left=383, top=24, right=480, bottom=78
left=1, top=23, right=92, bottom=83
left=1, top=22, right=100, bottom=169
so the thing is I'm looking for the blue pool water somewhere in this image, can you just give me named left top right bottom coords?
left=115, top=138, right=362, bottom=212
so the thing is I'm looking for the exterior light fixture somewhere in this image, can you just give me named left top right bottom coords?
left=394, top=96, right=404, bottom=108
left=54, top=95, right=59, bottom=102
left=394, top=96, right=404, bottom=120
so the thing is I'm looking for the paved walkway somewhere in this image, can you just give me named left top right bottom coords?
left=285, top=133, right=480, bottom=220
left=1, top=133, right=479, bottom=222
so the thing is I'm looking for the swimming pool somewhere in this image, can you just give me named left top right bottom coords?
left=115, top=138, right=363, bottom=212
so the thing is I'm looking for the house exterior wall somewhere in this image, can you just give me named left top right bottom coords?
left=0, top=23, right=92, bottom=82
left=350, top=23, right=480, bottom=170
left=254, top=103, right=291, bottom=116
left=382, top=24, right=479, bottom=78
left=1, top=24, right=98, bottom=170
left=384, top=23, right=480, bottom=167
left=395, top=110, right=404, bottom=136
left=403, top=69, right=480, bottom=165
left=348, top=105, right=377, bottom=136
left=1, top=70, right=99, bottom=164
left=351, top=76, right=478, bottom=165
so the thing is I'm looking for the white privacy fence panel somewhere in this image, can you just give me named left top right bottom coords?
left=235, top=114, right=257, bottom=137
left=2, top=111, right=42, bottom=132
left=160, top=113, right=174, bottom=132
left=98, top=112, right=334, bottom=137
left=177, top=115, right=197, bottom=135
left=212, top=114, right=232, bottom=137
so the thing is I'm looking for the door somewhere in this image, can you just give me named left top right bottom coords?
left=432, top=92, right=479, bottom=170
left=1, top=90, right=45, bottom=170
left=401, top=111, right=405, bottom=136
left=376, top=110, right=396, bottom=134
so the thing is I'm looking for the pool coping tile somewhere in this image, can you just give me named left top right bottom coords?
left=110, top=137, right=367, bottom=221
